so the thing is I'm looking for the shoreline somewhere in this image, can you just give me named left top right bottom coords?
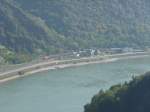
left=26, top=54, right=150, bottom=74
left=0, top=52, right=150, bottom=83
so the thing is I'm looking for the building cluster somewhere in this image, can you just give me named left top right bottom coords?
left=42, top=47, right=146, bottom=61
left=72, top=47, right=145, bottom=57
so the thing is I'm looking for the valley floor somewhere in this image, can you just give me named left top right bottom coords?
left=0, top=52, right=149, bottom=83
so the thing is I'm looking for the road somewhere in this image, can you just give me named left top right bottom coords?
left=0, top=52, right=149, bottom=82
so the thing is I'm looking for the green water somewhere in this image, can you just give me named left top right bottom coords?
left=0, top=56, right=150, bottom=112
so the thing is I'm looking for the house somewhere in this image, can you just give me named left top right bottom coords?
left=123, top=48, right=134, bottom=53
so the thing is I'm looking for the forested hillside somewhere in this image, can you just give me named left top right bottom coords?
left=0, top=0, right=68, bottom=63
left=14, top=0, right=150, bottom=48
left=1, top=0, right=150, bottom=63
left=84, top=72, right=150, bottom=112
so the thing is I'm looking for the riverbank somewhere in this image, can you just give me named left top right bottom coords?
left=0, top=52, right=149, bottom=83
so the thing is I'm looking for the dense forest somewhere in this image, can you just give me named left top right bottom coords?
left=0, top=0, right=66, bottom=63
left=84, top=72, right=150, bottom=112
left=1, top=0, right=150, bottom=63
left=14, top=0, right=150, bottom=49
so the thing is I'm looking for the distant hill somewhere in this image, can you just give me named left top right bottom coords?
left=0, top=0, right=69, bottom=63
left=84, top=72, right=150, bottom=112
left=0, top=0, right=69, bottom=53
left=13, top=0, right=150, bottom=48
left=1, top=0, right=150, bottom=63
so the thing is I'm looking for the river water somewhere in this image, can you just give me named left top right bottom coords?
left=0, top=56, right=150, bottom=112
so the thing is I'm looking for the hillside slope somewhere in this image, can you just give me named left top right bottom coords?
left=0, top=0, right=72, bottom=63
left=1, top=0, right=68, bottom=53
left=2, top=0, right=150, bottom=63
left=14, top=0, right=150, bottom=48
left=84, top=72, right=150, bottom=112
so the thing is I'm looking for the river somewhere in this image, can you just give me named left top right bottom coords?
left=0, top=56, right=150, bottom=112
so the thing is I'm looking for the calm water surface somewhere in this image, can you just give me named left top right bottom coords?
left=0, top=56, right=150, bottom=112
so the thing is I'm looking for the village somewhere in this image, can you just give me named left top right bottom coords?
left=42, top=47, right=148, bottom=61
